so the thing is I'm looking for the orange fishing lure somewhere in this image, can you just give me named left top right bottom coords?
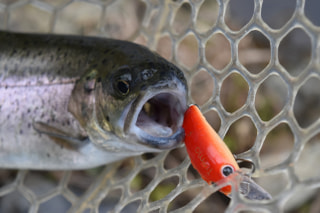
left=183, top=105, right=239, bottom=195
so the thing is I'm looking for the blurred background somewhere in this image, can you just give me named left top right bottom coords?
left=0, top=0, right=320, bottom=212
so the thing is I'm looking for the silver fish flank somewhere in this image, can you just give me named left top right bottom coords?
left=0, top=31, right=187, bottom=170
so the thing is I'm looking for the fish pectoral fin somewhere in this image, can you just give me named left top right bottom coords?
left=33, top=122, right=89, bottom=150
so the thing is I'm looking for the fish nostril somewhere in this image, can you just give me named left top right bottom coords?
left=141, top=69, right=156, bottom=81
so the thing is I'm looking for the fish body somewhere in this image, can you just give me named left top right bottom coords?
left=0, top=31, right=187, bottom=170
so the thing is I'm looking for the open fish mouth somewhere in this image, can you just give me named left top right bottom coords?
left=126, top=88, right=187, bottom=149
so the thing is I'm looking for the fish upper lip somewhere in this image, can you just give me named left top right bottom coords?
left=125, top=83, right=187, bottom=149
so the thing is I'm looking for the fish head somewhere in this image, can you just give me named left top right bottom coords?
left=70, top=41, right=189, bottom=152
left=97, top=58, right=188, bottom=150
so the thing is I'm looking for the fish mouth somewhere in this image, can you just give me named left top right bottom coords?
left=126, top=87, right=187, bottom=149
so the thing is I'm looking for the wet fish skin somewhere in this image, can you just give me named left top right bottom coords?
left=0, top=31, right=187, bottom=170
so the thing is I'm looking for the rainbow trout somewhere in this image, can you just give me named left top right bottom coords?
left=0, top=31, right=187, bottom=170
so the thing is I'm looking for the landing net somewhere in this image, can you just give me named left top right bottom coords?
left=0, top=0, right=320, bottom=212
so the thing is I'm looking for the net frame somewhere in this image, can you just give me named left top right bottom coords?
left=0, top=0, right=320, bottom=212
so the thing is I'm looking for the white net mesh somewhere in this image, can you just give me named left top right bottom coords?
left=1, top=0, right=320, bottom=212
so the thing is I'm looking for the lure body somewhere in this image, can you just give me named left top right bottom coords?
left=183, top=105, right=239, bottom=194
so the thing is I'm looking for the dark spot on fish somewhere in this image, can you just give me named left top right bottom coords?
left=38, top=50, right=42, bottom=56
left=106, top=116, right=110, bottom=122
left=10, top=49, right=17, bottom=56
left=176, top=69, right=185, bottom=81
left=64, top=52, right=68, bottom=58
left=46, top=153, right=50, bottom=158
left=66, top=120, right=70, bottom=126
left=141, top=84, right=147, bottom=90
left=27, top=123, right=31, bottom=128
left=97, top=77, right=102, bottom=83
left=22, top=67, right=28, bottom=74
left=19, top=129, right=23, bottom=135
left=81, top=103, right=87, bottom=113
left=4, top=64, right=8, bottom=71
left=86, top=76, right=90, bottom=81
left=102, top=58, right=108, bottom=64
left=41, top=113, right=45, bottom=118
left=159, top=70, right=169, bottom=79
left=62, top=122, right=65, bottom=126
left=147, top=62, right=155, bottom=68
left=27, top=108, right=31, bottom=113
left=7, top=114, right=10, bottom=120
left=5, top=85, right=8, bottom=90
left=67, top=61, right=72, bottom=67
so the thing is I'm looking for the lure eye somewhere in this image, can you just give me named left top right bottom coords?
left=221, top=165, right=234, bottom=177
left=117, top=80, right=130, bottom=95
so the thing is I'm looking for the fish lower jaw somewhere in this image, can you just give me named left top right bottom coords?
left=131, top=125, right=185, bottom=149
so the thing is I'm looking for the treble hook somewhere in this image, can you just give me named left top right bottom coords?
left=234, top=156, right=256, bottom=175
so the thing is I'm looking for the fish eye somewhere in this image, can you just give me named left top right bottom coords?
left=221, top=165, right=234, bottom=177
left=117, top=80, right=130, bottom=95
